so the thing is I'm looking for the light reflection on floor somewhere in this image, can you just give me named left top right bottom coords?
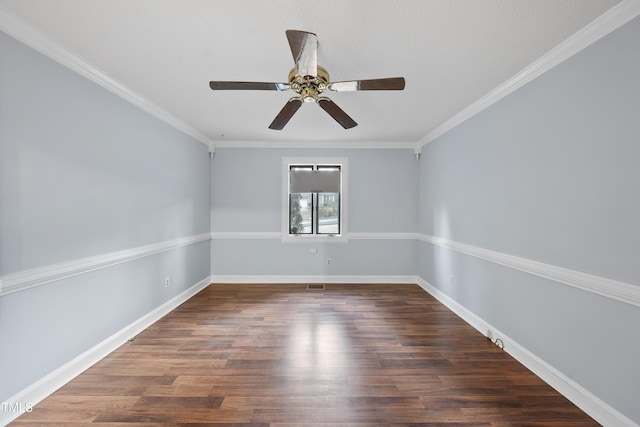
left=287, top=315, right=349, bottom=370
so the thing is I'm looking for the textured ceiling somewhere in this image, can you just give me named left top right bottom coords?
left=0, top=0, right=623, bottom=147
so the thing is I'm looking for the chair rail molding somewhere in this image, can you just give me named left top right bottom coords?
left=417, top=233, right=640, bottom=308
left=210, top=231, right=418, bottom=240
left=0, top=233, right=212, bottom=296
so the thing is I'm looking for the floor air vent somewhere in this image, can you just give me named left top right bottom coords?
left=306, top=283, right=325, bottom=291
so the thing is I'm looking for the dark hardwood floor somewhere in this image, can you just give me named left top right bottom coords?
left=12, top=283, right=599, bottom=426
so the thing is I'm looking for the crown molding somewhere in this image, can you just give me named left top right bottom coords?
left=0, top=7, right=214, bottom=148
left=212, top=139, right=417, bottom=150
left=415, top=0, right=640, bottom=150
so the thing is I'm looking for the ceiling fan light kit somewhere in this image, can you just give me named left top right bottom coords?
left=209, top=30, right=405, bottom=130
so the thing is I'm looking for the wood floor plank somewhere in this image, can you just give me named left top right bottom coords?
left=11, top=283, right=599, bottom=426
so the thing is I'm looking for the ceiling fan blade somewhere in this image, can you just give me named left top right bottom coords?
left=328, top=77, right=405, bottom=92
left=209, top=81, right=290, bottom=91
left=286, top=30, right=317, bottom=77
left=269, top=98, right=303, bottom=130
left=317, top=98, right=357, bottom=129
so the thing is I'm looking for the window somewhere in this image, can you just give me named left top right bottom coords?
left=282, top=157, right=348, bottom=242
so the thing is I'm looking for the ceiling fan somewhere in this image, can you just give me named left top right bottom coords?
left=209, top=30, right=405, bottom=130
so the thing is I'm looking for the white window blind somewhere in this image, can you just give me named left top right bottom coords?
left=289, top=169, right=341, bottom=193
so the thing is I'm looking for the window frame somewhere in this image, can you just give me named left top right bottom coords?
left=281, top=157, right=349, bottom=243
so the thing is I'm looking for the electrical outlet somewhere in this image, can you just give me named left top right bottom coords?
left=327, top=258, right=331, bottom=265
left=449, top=275, right=454, bottom=286
left=164, top=277, right=170, bottom=288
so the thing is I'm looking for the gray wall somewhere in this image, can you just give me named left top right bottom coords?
left=210, top=148, right=418, bottom=276
left=0, top=33, right=211, bottom=401
left=417, top=17, right=640, bottom=423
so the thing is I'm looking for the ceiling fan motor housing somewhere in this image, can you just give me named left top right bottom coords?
left=288, top=66, right=329, bottom=103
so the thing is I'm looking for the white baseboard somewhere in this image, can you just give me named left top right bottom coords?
left=415, top=277, right=638, bottom=427
left=0, top=276, right=211, bottom=426
left=210, top=275, right=418, bottom=284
